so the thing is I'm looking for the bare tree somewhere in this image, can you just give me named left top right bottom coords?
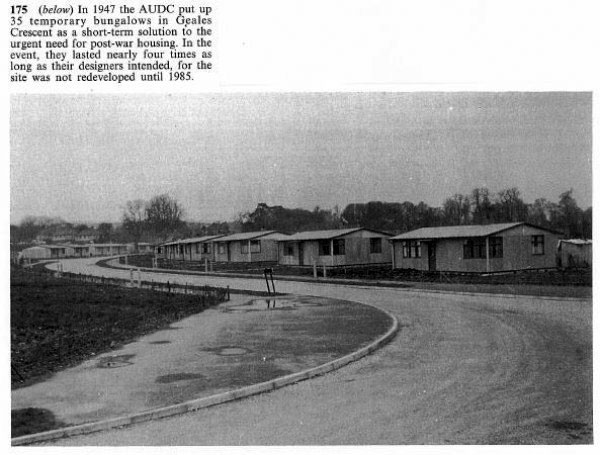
left=471, top=187, right=493, bottom=224
left=443, top=194, right=470, bottom=225
left=122, top=199, right=147, bottom=247
left=145, top=194, right=184, bottom=238
left=497, top=187, right=527, bottom=222
left=97, top=222, right=114, bottom=243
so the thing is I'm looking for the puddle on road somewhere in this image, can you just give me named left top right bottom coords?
left=156, top=372, right=205, bottom=383
left=545, top=420, right=592, bottom=441
left=224, top=299, right=298, bottom=313
left=149, top=340, right=171, bottom=345
left=201, top=345, right=252, bottom=356
left=96, top=354, right=135, bottom=369
left=12, top=407, right=65, bottom=438
left=219, top=347, right=249, bottom=355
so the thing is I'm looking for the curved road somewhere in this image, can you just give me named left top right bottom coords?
left=42, top=258, right=592, bottom=445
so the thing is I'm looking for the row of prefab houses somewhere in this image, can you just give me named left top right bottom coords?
left=155, top=222, right=586, bottom=272
left=18, top=243, right=153, bottom=261
left=18, top=223, right=588, bottom=272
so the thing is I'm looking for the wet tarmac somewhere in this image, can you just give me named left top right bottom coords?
left=12, top=293, right=393, bottom=437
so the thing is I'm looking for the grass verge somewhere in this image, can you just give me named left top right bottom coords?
left=11, top=266, right=227, bottom=390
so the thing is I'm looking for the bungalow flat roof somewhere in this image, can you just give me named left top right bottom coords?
left=40, top=244, right=74, bottom=249
left=284, top=227, right=391, bottom=241
left=92, top=243, right=128, bottom=247
left=390, top=222, right=537, bottom=241
left=24, top=245, right=55, bottom=251
left=160, top=235, right=225, bottom=247
left=214, top=231, right=283, bottom=242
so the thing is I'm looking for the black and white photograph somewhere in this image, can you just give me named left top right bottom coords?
left=9, top=92, right=593, bottom=446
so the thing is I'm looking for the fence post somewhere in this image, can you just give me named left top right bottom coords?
left=227, top=285, right=230, bottom=301
left=323, top=264, right=327, bottom=278
left=205, top=258, right=208, bottom=273
left=137, top=269, right=141, bottom=288
left=270, top=269, right=276, bottom=294
left=264, top=268, right=271, bottom=295
left=313, top=262, right=317, bottom=278
left=130, top=269, right=134, bottom=287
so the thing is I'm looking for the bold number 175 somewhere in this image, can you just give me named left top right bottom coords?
left=11, top=5, right=28, bottom=14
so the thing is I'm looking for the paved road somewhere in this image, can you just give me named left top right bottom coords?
left=42, top=258, right=592, bottom=445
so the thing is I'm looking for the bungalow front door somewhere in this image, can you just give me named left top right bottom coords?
left=428, top=241, right=437, bottom=271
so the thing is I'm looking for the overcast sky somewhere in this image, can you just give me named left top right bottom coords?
left=10, top=92, right=592, bottom=225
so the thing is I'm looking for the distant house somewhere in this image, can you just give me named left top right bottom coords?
left=278, top=228, right=393, bottom=266
left=557, top=239, right=592, bottom=268
left=212, top=231, right=290, bottom=263
left=74, top=230, right=98, bottom=243
left=390, top=222, right=562, bottom=273
left=155, top=235, right=225, bottom=262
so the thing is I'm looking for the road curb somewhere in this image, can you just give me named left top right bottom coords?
left=12, top=300, right=399, bottom=446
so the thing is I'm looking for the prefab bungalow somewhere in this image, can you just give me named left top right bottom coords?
left=557, top=239, right=592, bottom=268
left=19, top=245, right=53, bottom=260
left=278, top=228, right=393, bottom=267
left=90, top=243, right=129, bottom=256
left=390, top=222, right=562, bottom=273
left=19, top=245, right=75, bottom=260
left=212, top=231, right=290, bottom=263
left=71, top=244, right=91, bottom=257
left=126, top=242, right=153, bottom=254
left=155, top=235, right=225, bottom=262
left=137, top=242, right=153, bottom=254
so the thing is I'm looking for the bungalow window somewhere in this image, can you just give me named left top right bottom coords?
left=284, top=242, right=294, bottom=256
left=489, top=236, right=503, bottom=258
left=195, top=244, right=201, bottom=254
left=202, top=243, right=210, bottom=254
left=463, top=238, right=486, bottom=259
left=402, top=241, right=421, bottom=258
left=318, top=240, right=331, bottom=256
left=333, top=239, right=345, bottom=255
left=532, top=235, right=544, bottom=255
left=157, top=247, right=162, bottom=254
left=370, top=238, right=382, bottom=254
left=242, top=241, right=261, bottom=254
left=218, top=243, right=226, bottom=255
left=411, top=241, right=421, bottom=258
left=179, top=245, right=184, bottom=254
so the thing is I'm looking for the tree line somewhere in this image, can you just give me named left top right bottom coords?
left=11, top=187, right=592, bottom=247
left=238, top=188, right=591, bottom=239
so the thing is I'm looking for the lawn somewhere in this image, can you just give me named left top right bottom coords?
left=11, top=266, right=227, bottom=389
